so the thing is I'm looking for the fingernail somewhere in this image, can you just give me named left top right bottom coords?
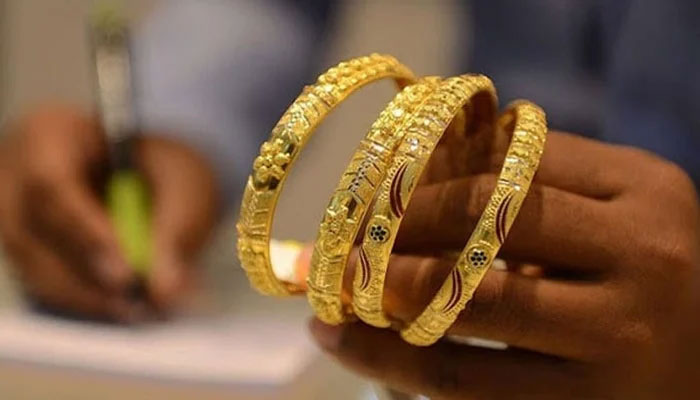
left=309, top=318, right=344, bottom=351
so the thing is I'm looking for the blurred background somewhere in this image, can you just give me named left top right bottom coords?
left=1, top=1, right=699, bottom=399
left=0, top=1, right=457, bottom=399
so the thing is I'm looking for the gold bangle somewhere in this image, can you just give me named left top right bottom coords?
left=307, top=77, right=442, bottom=324
left=352, top=75, right=499, bottom=328
left=400, top=100, right=547, bottom=346
left=236, top=54, right=415, bottom=296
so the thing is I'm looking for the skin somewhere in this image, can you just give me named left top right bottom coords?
left=0, top=106, right=219, bottom=322
left=304, top=113, right=700, bottom=399
left=1, top=105, right=698, bottom=397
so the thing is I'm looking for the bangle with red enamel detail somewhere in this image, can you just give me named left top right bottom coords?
left=307, top=77, right=442, bottom=324
left=351, top=75, right=500, bottom=330
left=401, top=100, right=547, bottom=346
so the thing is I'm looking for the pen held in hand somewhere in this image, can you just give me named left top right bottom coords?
left=91, top=3, right=152, bottom=279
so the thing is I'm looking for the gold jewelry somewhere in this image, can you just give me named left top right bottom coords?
left=352, top=75, right=499, bottom=328
left=236, top=54, right=415, bottom=296
left=401, top=100, right=547, bottom=346
left=307, top=78, right=441, bottom=324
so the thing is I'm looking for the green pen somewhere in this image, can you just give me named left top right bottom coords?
left=91, top=4, right=151, bottom=278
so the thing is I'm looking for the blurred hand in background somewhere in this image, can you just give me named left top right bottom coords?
left=0, top=106, right=219, bottom=322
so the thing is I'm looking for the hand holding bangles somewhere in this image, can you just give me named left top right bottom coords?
left=237, top=54, right=547, bottom=345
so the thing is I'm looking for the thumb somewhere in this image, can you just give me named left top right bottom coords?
left=137, top=137, right=218, bottom=311
left=149, top=238, right=195, bottom=312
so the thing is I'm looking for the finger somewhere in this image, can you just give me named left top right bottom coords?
left=309, top=320, right=602, bottom=399
left=17, top=108, right=131, bottom=292
left=421, top=124, right=492, bottom=184
left=421, top=90, right=499, bottom=184
left=341, top=251, right=614, bottom=361
left=426, top=115, right=630, bottom=200
left=0, top=108, right=145, bottom=321
left=137, top=137, right=218, bottom=311
left=9, top=106, right=107, bottom=170
left=495, top=131, right=631, bottom=199
left=449, top=268, right=620, bottom=362
left=23, top=176, right=132, bottom=293
left=2, top=215, right=141, bottom=322
left=396, top=174, right=618, bottom=270
left=0, top=162, right=138, bottom=321
left=16, top=106, right=109, bottom=185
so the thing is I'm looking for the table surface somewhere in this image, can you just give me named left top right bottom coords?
left=0, top=236, right=369, bottom=400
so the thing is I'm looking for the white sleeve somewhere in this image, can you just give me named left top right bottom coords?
left=132, top=0, right=316, bottom=203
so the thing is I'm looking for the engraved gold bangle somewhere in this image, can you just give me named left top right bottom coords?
left=352, top=75, right=499, bottom=328
left=307, top=77, right=442, bottom=324
left=236, top=54, right=415, bottom=296
left=401, top=101, right=547, bottom=346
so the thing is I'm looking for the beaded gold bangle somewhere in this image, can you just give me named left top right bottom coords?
left=401, top=100, right=547, bottom=346
left=236, top=54, right=415, bottom=296
left=307, top=77, right=441, bottom=324
left=352, top=75, right=499, bottom=328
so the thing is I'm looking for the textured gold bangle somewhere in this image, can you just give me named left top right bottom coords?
left=352, top=75, right=499, bottom=328
left=236, top=54, right=415, bottom=296
left=400, top=100, right=547, bottom=346
left=307, top=77, right=441, bottom=324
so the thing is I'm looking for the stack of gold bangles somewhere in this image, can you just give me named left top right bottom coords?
left=237, top=54, right=547, bottom=346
